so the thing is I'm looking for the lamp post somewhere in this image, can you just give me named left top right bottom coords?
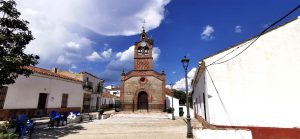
left=181, top=56, right=193, bottom=138
left=170, top=82, right=175, bottom=120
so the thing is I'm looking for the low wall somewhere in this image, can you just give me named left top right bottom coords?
left=0, top=107, right=81, bottom=120
left=193, top=128, right=252, bottom=139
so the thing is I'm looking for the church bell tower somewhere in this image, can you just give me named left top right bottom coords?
left=120, top=26, right=166, bottom=112
left=134, top=29, right=154, bottom=71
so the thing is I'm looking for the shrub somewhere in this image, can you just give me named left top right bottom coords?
left=166, top=108, right=174, bottom=113
left=179, top=108, right=184, bottom=117
left=0, top=122, right=17, bottom=139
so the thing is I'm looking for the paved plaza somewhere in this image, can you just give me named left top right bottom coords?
left=32, top=112, right=199, bottom=139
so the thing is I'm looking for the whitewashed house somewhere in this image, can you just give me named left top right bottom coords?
left=192, top=17, right=300, bottom=128
left=0, top=66, right=83, bottom=120
left=165, top=89, right=194, bottom=118
left=58, top=70, right=104, bottom=112
left=105, top=85, right=120, bottom=97
left=165, top=94, right=180, bottom=117
left=100, top=92, right=119, bottom=109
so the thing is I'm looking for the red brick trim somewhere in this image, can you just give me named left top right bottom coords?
left=215, top=125, right=300, bottom=139
left=122, top=70, right=165, bottom=81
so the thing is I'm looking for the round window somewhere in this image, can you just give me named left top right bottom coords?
left=139, top=77, right=147, bottom=84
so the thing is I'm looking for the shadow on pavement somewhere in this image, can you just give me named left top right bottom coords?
left=32, top=125, right=86, bottom=138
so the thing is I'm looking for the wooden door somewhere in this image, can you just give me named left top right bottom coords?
left=138, top=92, right=148, bottom=110
left=38, top=93, right=48, bottom=109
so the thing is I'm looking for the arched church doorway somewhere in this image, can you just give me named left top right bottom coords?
left=138, top=91, right=148, bottom=110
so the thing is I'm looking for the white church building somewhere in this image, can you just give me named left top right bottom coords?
left=192, top=17, right=300, bottom=128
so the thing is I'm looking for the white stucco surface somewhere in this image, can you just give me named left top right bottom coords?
left=179, top=106, right=194, bottom=119
left=165, top=95, right=179, bottom=116
left=4, top=73, right=83, bottom=109
left=193, top=18, right=300, bottom=127
left=193, top=128, right=252, bottom=139
left=81, top=73, right=103, bottom=111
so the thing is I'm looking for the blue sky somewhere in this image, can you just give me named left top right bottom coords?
left=16, top=0, right=300, bottom=89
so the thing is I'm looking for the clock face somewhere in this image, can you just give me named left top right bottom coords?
left=140, top=41, right=147, bottom=47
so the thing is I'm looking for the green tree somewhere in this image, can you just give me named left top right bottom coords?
left=0, top=0, right=39, bottom=86
left=173, top=89, right=193, bottom=106
left=173, top=89, right=186, bottom=105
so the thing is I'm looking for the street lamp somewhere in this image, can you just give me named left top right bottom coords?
left=170, top=82, right=175, bottom=120
left=181, top=56, right=193, bottom=138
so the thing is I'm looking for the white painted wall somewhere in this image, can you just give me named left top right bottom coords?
left=4, top=73, right=83, bottom=109
left=193, top=128, right=252, bottom=139
left=165, top=95, right=180, bottom=116
left=81, top=73, right=102, bottom=111
left=108, top=90, right=120, bottom=97
left=100, top=97, right=115, bottom=105
left=179, top=106, right=194, bottom=119
left=193, top=18, right=300, bottom=127
left=105, top=85, right=120, bottom=97
left=192, top=71, right=209, bottom=122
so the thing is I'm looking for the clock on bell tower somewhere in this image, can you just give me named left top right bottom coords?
left=134, top=29, right=154, bottom=71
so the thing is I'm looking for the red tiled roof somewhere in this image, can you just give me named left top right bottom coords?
left=23, top=66, right=82, bottom=83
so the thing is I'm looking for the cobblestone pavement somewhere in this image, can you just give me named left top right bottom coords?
left=32, top=112, right=195, bottom=139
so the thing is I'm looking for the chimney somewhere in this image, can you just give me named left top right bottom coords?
left=52, top=67, right=58, bottom=73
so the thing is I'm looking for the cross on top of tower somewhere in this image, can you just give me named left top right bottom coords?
left=142, top=19, right=146, bottom=31
left=140, top=19, right=148, bottom=40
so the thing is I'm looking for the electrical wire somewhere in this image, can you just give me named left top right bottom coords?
left=205, top=67, right=234, bottom=125
left=208, top=3, right=300, bottom=66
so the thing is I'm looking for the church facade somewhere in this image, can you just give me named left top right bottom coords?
left=120, top=29, right=166, bottom=111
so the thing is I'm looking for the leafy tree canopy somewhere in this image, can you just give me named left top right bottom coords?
left=173, top=89, right=192, bottom=105
left=0, top=0, right=39, bottom=86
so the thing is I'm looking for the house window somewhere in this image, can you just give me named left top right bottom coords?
left=61, top=94, right=68, bottom=108
left=0, top=86, right=8, bottom=109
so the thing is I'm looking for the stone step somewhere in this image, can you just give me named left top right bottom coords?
left=111, top=112, right=169, bottom=119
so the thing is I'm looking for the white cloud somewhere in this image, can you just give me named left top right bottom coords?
left=66, top=41, right=80, bottom=50
left=100, top=45, right=161, bottom=83
left=235, top=25, right=242, bottom=33
left=56, top=55, right=72, bottom=65
left=153, top=47, right=161, bottom=61
left=172, top=71, right=176, bottom=74
left=201, top=25, right=215, bottom=40
left=173, top=67, right=197, bottom=91
left=86, top=51, right=101, bottom=62
left=17, top=0, right=170, bottom=36
left=16, top=0, right=170, bottom=67
left=115, top=46, right=136, bottom=62
left=71, top=65, right=78, bottom=69
left=86, top=48, right=114, bottom=62
left=101, top=49, right=113, bottom=60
